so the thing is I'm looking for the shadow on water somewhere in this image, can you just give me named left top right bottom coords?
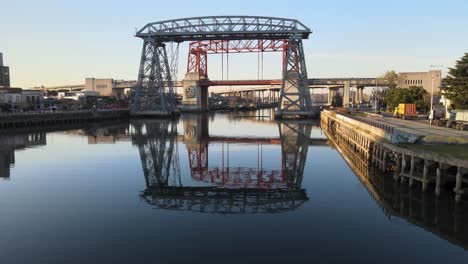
left=322, top=121, right=468, bottom=250
left=131, top=114, right=313, bottom=214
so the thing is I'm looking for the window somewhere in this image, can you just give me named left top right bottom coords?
left=27, top=96, right=31, bottom=103
left=96, top=84, right=107, bottom=89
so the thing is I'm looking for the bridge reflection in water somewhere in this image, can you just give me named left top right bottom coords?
left=132, top=115, right=311, bottom=214
left=322, top=123, right=468, bottom=250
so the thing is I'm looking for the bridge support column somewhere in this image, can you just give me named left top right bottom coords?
left=353, top=86, right=358, bottom=104
left=328, top=89, right=334, bottom=105
left=276, top=37, right=314, bottom=118
left=131, top=40, right=178, bottom=116
left=182, top=72, right=209, bottom=112
left=359, top=87, right=364, bottom=104
left=343, top=81, right=350, bottom=108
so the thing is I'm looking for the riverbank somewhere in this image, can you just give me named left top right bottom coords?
left=321, top=109, right=468, bottom=202
left=0, top=109, right=130, bottom=129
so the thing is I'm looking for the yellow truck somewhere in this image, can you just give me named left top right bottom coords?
left=393, top=103, right=417, bottom=120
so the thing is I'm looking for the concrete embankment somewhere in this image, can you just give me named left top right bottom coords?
left=0, top=109, right=130, bottom=129
left=321, top=109, right=468, bottom=202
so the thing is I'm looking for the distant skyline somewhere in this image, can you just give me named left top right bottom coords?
left=1, top=0, right=467, bottom=88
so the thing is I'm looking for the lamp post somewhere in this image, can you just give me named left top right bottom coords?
left=429, top=64, right=443, bottom=121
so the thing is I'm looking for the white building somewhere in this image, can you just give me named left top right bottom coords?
left=58, top=91, right=100, bottom=101
left=0, top=88, right=43, bottom=109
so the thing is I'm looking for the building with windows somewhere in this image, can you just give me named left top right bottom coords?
left=21, top=90, right=44, bottom=108
left=58, top=90, right=99, bottom=101
left=0, top=53, right=10, bottom=88
left=399, top=70, right=442, bottom=94
left=0, top=88, right=43, bottom=109
left=0, top=88, right=22, bottom=106
left=85, top=78, right=127, bottom=99
left=37, top=78, right=133, bottom=100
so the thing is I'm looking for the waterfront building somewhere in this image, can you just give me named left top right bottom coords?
left=85, top=78, right=127, bottom=99
left=0, top=53, right=10, bottom=88
left=399, top=70, right=442, bottom=94
left=0, top=88, right=43, bottom=109
left=58, top=90, right=99, bottom=101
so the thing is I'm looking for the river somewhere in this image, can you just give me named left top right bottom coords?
left=0, top=109, right=466, bottom=263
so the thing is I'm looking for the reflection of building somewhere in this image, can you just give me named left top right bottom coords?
left=60, top=122, right=132, bottom=144
left=134, top=116, right=312, bottom=214
left=399, top=71, right=442, bottom=94
left=0, top=133, right=47, bottom=179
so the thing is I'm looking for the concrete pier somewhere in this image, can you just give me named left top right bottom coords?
left=321, top=109, right=468, bottom=202
left=0, top=109, right=130, bottom=129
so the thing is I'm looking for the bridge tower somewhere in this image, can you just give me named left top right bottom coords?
left=131, top=39, right=179, bottom=116
left=276, top=37, right=313, bottom=118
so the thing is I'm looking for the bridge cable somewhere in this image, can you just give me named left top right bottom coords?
left=221, top=45, right=224, bottom=80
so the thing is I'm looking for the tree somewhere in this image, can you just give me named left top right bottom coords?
left=385, top=86, right=428, bottom=111
left=441, top=53, right=468, bottom=109
left=331, top=93, right=343, bottom=107
left=373, top=70, right=402, bottom=107
left=377, top=70, right=400, bottom=90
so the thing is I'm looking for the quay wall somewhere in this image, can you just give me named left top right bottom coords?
left=321, top=110, right=468, bottom=202
left=0, top=109, right=130, bottom=129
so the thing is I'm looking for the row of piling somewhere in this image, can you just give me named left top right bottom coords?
left=321, top=110, right=468, bottom=202
left=0, top=109, right=130, bottom=129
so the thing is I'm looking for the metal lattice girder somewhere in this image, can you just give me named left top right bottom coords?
left=187, top=48, right=208, bottom=78
left=187, top=39, right=288, bottom=78
left=131, top=39, right=177, bottom=113
left=136, top=16, right=311, bottom=42
left=278, top=121, right=312, bottom=190
left=132, top=120, right=181, bottom=188
left=141, top=187, right=308, bottom=214
left=189, top=39, right=288, bottom=54
left=277, top=36, right=312, bottom=113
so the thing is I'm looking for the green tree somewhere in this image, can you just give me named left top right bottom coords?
left=374, top=71, right=401, bottom=107
left=385, top=86, right=428, bottom=110
left=441, top=53, right=468, bottom=109
left=331, top=93, right=343, bottom=107
left=377, top=70, right=400, bottom=89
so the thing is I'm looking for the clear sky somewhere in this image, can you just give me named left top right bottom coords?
left=1, top=0, right=467, bottom=88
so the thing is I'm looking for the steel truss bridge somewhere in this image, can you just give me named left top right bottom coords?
left=132, top=117, right=314, bottom=214
left=131, top=16, right=314, bottom=118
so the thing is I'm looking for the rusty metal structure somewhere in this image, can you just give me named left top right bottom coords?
left=134, top=116, right=312, bottom=214
left=132, top=16, right=313, bottom=117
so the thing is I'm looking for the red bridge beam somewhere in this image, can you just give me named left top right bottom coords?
left=200, top=79, right=282, bottom=87
left=188, top=39, right=288, bottom=79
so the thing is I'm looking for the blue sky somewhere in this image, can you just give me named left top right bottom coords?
left=0, top=0, right=467, bottom=88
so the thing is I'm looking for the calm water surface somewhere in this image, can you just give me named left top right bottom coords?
left=0, top=110, right=467, bottom=263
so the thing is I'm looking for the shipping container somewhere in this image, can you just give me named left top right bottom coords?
left=393, top=103, right=417, bottom=119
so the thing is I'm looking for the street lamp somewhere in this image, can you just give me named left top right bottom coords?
left=429, top=64, right=443, bottom=121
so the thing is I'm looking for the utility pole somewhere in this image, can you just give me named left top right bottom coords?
left=429, top=64, right=443, bottom=122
